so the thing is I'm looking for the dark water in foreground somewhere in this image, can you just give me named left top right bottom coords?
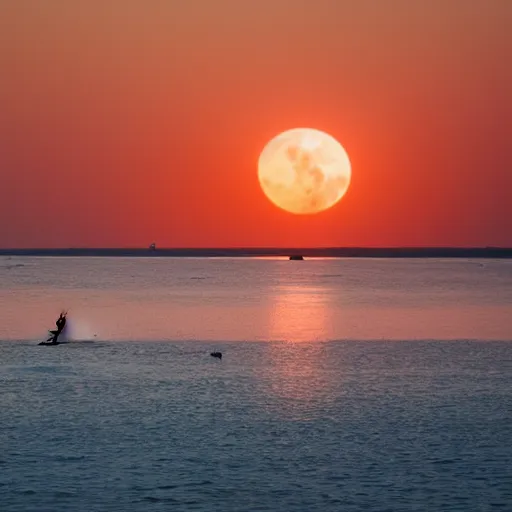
left=1, top=340, right=511, bottom=511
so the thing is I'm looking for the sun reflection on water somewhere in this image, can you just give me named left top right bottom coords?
left=259, top=341, right=343, bottom=422
left=266, top=284, right=336, bottom=343
left=260, top=282, right=342, bottom=419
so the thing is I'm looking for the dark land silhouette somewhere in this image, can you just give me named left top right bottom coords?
left=1, top=247, right=511, bottom=258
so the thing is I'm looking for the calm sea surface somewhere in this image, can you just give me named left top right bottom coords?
left=1, top=257, right=511, bottom=511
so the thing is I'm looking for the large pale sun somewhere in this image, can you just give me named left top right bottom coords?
left=258, top=128, right=351, bottom=214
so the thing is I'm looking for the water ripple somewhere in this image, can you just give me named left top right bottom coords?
left=1, top=340, right=511, bottom=511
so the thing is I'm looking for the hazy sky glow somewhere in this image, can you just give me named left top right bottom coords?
left=0, top=1, right=510, bottom=247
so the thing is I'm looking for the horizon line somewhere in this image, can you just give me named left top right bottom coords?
left=1, top=246, right=511, bottom=259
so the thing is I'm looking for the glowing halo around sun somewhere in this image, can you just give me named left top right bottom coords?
left=258, top=128, right=351, bottom=214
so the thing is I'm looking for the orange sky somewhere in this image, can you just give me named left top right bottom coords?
left=0, top=1, right=510, bottom=248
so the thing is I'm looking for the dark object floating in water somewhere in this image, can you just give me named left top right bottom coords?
left=149, top=242, right=156, bottom=251
left=210, top=351, right=222, bottom=360
left=39, top=311, right=68, bottom=345
left=289, top=255, right=304, bottom=260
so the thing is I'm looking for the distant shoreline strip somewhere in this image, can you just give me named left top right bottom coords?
left=0, top=248, right=511, bottom=258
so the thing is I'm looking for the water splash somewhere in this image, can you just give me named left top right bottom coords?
left=65, top=318, right=98, bottom=341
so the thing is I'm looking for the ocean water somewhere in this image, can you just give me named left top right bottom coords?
left=1, top=256, right=511, bottom=343
left=1, top=257, right=511, bottom=511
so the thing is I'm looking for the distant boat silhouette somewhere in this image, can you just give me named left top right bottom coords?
left=289, top=255, right=304, bottom=260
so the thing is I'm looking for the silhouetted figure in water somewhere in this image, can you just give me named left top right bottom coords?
left=210, top=351, right=222, bottom=360
left=43, top=312, right=67, bottom=345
